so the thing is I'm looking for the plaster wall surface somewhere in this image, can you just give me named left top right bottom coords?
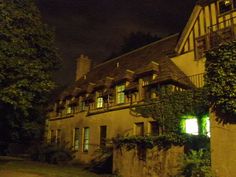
left=48, top=108, right=153, bottom=163
left=210, top=112, right=236, bottom=177
left=113, top=146, right=184, bottom=177
left=171, top=51, right=205, bottom=77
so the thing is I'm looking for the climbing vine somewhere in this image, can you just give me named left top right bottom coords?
left=111, top=88, right=210, bottom=150
left=205, top=41, right=236, bottom=122
left=113, top=134, right=210, bottom=151
left=130, top=88, right=209, bottom=133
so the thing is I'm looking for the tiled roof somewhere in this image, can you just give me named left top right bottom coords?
left=59, top=33, right=194, bottom=99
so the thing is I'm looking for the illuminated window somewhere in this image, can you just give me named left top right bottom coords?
left=182, top=117, right=199, bottom=135
left=219, top=0, right=232, bottom=14
left=135, top=122, right=144, bottom=136
left=116, top=85, right=125, bottom=104
left=83, top=127, right=90, bottom=152
left=96, top=97, right=103, bottom=108
left=142, top=80, right=150, bottom=86
left=74, top=128, right=80, bottom=150
left=66, top=106, right=72, bottom=114
left=79, top=97, right=85, bottom=111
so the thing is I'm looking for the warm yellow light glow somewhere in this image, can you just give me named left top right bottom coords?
left=185, top=118, right=198, bottom=135
left=206, top=117, right=210, bottom=137
left=225, top=0, right=231, bottom=6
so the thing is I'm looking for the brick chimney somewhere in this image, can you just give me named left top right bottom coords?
left=75, top=54, right=91, bottom=81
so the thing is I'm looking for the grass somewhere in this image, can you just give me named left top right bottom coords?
left=0, top=156, right=108, bottom=177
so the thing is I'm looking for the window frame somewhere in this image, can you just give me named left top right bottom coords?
left=50, top=130, right=56, bottom=143
left=134, top=122, right=144, bottom=136
left=181, top=116, right=199, bottom=135
left=83, top=127, right=90, bottom=152
left=116, top=84, right=125, bottom=104
left=218, top=0, right=233, bottom=14
left=74, top=128, right=80, bottom=150
left=96, top=97, right=103, bottom=108
left=148, top=121, right=160, bottom=136
left=100, top=126, right=107, bottom=148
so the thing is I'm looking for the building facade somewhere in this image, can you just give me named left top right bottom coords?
left=47, top=0, right=236, bottom=176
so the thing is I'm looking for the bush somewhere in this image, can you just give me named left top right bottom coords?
left=29, top=142, right=75, bottom=164
left=177, top=149, right=212, bottom=177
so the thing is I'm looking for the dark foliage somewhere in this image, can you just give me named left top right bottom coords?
left=205, top=41, right=236, bottom=123
left=0, top=0, right=60, bottom=145
left=108, top=31, right=161, bottom=59
left=29, top=142, right=75, bottom=165
left=131, top=88, right=209, bottom=133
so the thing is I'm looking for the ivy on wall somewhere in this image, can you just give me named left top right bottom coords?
left=113, top=134, right=210, bottom=151
left=205, top=41, right=236, bottom=122
left=114, top=88, right=209, bottom=150
left=130, top=88, right=209, bottom=133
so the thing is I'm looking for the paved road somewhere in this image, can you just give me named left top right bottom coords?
left=0, top=170, right=45, bottom=177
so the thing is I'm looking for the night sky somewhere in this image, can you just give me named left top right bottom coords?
left=36, top=0, right=195, bottom=85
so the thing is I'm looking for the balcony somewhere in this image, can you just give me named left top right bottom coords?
left=177, top=73, right=204, bottom=88
left=195, top=17, right=236, bottom=59
left=208, top=16, right=236, bottom=48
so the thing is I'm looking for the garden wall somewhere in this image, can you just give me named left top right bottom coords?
left=113, top=146, right=184, bottom=177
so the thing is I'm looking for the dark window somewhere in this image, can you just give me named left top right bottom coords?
left=56, top=129, right=61, bottom=144
left=50, top=130, right=56, bottom=143
left=219, top=0, right=232, bottom=14
left=100, top=126, right=107, bottom=147
left=149, top=121, right=159, bottom=136
left=137, top=145, right=146, bottom=161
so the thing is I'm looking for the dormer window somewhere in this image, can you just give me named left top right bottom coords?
left=96, top=97, right=103, bottom=108
left=66, top=106, right=72, bottom=114
left=219, top=0, right=233, bottom=14
left=142, top=80, right=150, bottom=86
left=116, top=84, right=125, bottom=104
left=152, top=74, right=157, bottom=80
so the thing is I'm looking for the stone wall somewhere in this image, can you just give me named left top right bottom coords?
left=113, top=146, right=184, bottom=177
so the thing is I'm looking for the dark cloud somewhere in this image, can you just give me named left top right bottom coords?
left=36, top=0, right=195, bottom=85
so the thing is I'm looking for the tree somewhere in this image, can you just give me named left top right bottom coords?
left=120, top=31, right=161, bottom=53
left=108, top=31, right=161, bottom=59
left=205, top=41, right=236, bottom=123
left=0, top=0, right=60, bottom=147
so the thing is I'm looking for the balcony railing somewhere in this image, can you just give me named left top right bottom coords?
left=207, top=16, right=236, bottom=48
left=177, top=73, right=205, bottom=88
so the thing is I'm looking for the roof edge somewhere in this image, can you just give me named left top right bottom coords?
left=94, top=33, right=180, bottom=69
